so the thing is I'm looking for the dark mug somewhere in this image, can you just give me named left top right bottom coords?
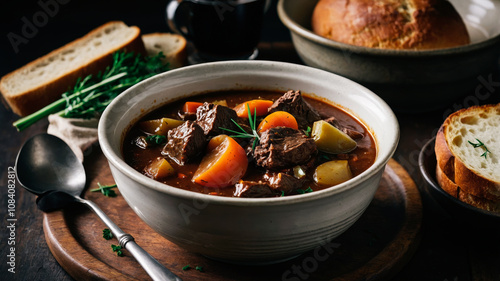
left=166, top=0, right=269, bottom=62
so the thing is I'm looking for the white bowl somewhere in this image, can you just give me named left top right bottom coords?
left=98, top=61, right=399, bottom=264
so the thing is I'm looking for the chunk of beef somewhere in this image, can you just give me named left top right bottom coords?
left=133, top=136, right=148, bottom=149
left=323, top=116, right=340, bottom=128
left=234, top=180, right=275, bottom=198
left=265, top=172, right=306, bottom=195
left=268, top=90, right=321, bottom=129
left=196, top=102, right=238, bottom=136
left=177, top=110, right=197, bottom=121
left=162, top=121, right=206, bottom=165
left=324, top=117, right=364, bottom=140
left=254, top=127, right=317, bottom=170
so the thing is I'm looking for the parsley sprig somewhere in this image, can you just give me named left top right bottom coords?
left=145, top=135, right=167, bottom=145
left=182, top=265, right=204, bottom=272
left=102, top=228, right=113, bottom=240
left=111, top=244, right=124, bottom=257
left=468, top=138, right=491, bottom=159
left=13, top=51, right=169, bottom=131
left=297, top=187, right=313, bottom=194
left=220, top=104, right=260, bottom=150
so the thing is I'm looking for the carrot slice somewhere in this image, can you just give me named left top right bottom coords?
left=192, top=135, right=248, bottom=188
left=206, top=135, right=227, bottom=151
left=234, top=99, right=274, bottom=118
left=182, top=102, right=204, bottom=114
left=257, top=111, right=299, bottom=133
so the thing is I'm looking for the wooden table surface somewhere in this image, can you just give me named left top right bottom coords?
left=1, top=1, right=500, bottom=280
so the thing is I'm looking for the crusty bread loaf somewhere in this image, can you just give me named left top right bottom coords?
left=0, top=21, right=145, bottom=116
left=435, top=103, right=500, bottom=212
left=311, top=0, right=470, bottom=50
left=142, top=33, right=187, bottom=69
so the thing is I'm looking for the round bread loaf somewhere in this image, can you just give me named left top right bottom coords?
left=311, top=0, right=470, bottom=50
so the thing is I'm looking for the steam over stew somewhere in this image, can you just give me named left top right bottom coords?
left=123, top=90, right=376, bottom=197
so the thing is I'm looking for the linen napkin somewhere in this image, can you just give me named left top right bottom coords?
left=47, top=114, right=99, bottom=162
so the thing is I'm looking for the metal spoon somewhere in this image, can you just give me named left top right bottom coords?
left=15, top=133, right=182, bottom=281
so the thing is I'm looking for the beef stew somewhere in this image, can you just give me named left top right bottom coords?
left=123, top=89, right=377, bottom=197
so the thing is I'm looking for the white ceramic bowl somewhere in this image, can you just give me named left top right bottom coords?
left=278, top=0, right=500, bottom=112
left=98, top=61, right=399, bottom=264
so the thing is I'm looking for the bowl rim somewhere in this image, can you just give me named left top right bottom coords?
left=98, top=60, right=399, bottom=206
left=418, top=137, right=500, bottom=219
left=277, top=0, right=500, bottom=57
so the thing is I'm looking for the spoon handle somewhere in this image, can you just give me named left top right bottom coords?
left=77, top=197, right=182, bottom=281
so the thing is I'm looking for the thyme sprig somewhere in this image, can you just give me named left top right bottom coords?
left=90, top=182, right=118, bottom=197
left=468, top=138, right=491, bottom=159
left=220, top=104, right=260, bottom=150
left=13, top=50, right=169, bottom=131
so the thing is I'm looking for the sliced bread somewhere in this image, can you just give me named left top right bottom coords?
left=435, top=103, right=500, bottom=207
left=436, top=164, right=500, bottom=213
left=0, top=21, right=145, bottom=116
left=142, top=33, right=187, bottom=69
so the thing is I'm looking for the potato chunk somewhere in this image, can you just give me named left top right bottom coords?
left=311, top=120, right=357, bottom=154
left=139, top=118, right=184, bottom=135
left=144, top=157, right=176, bottom=180
left=313, top=160, right=353, bottom=186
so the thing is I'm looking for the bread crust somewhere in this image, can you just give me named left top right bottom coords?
left=435, top=163, right=458, bottom=198
left=0, top=21, right=145, bottom=116
left=436, top=159, right=500, bottom=212
left=458, top=189, right=500, bottom=213
left=311, top=0, right=470, bottom=50
left=454, top=158, right=500, bottom=201
left=435, top=126, right=455, bottom=181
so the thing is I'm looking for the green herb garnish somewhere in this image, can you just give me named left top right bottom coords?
left=145, top=135, right=167, bottom=145
left=303, top=126, right=311, bottom=137
left=321, top=154, right=330, bottom=161
left=111, top=244, right=123, bottom=257
left=181, top=265, right=204, bottom=272
left=91, top=182, right=117, bottom=197
left=220, top=104, right=260, bottom=150
left=297, top=187, right=313, bottom=194
left=102, top=228, right=113, bottom=240
left=468, top=138, right=491, bottom=159
left=13, top=51, right=169, bottom=131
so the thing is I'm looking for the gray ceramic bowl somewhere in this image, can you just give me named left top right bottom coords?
left=278, top=0, right=500, bottom=112
left=419, top=137, right=500, bottom=228
left=98, top=61, right=399, bottom=264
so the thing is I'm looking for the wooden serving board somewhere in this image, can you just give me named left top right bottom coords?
left=43, top=148, right=422, bottom=281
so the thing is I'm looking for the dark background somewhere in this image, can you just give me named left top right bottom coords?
left=0, top=0, right=289, bottom=79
